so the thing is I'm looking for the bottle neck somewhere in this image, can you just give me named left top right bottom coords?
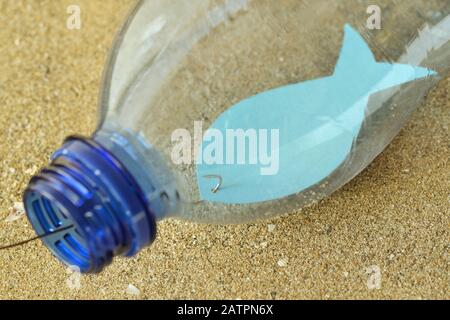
left=94, top=127, right=181, bottom=221
left=23, top=129, right=180, bottom=273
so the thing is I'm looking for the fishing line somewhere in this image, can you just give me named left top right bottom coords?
left=0, top=225, right=74, bottom=250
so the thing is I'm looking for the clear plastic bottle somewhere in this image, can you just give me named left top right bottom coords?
left=24, top=0, right=449, bottom=272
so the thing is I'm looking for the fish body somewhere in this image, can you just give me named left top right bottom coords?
left=197, top=25, right=436, bottom=204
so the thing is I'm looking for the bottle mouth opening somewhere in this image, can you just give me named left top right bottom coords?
left=24, top=191, right=92, bottom=272
left=23, top=136, right=157, bottom=273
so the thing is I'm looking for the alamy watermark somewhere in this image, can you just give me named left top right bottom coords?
left=66, top=265, right=81, bottom=290
left=366, top=265, right=382, bottom=290
left=65, top=4, right=381, bottom=31
left=67, top=5, right=81, bottom=30
left=171, top=121, right=280, bottom=176
left=367, top=5, right=382, bottom=30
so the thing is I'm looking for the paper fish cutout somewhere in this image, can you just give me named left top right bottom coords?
left=197, top=24, right=436, bottom=204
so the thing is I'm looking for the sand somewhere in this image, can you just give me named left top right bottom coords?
left=0, top=0, right=448, bottom=299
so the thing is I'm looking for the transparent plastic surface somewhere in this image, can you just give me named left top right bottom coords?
left=97, top=0, right=449, bottom=223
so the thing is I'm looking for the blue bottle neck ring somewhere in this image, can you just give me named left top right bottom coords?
left=23, top=136, right=157, bottom=273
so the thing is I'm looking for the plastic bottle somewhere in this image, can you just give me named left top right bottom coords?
left=24, top=0, right=449, bottom=272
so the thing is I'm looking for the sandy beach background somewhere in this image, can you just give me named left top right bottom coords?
left=0, top=0, right=448, bottom=299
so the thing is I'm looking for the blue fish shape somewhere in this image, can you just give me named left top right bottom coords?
left=197, top=24, right=436, bottom=204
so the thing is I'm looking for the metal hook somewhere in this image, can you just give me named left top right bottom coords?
left=203, top=174, right=223, bottom=193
